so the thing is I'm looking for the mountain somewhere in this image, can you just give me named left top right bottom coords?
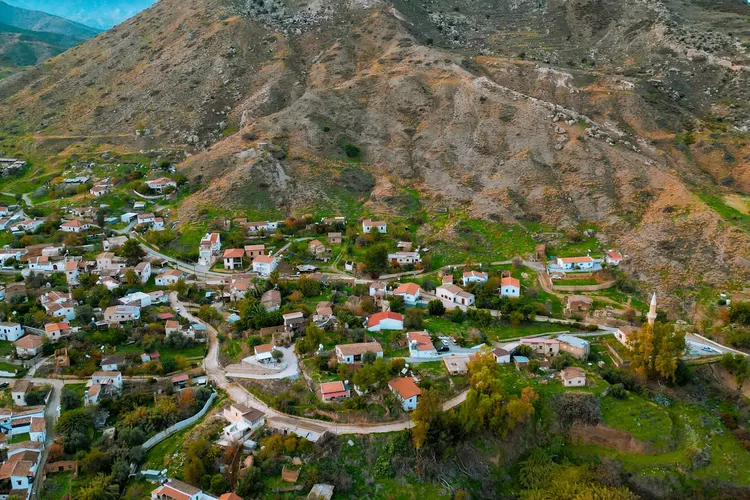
left=0, top=0, right=748, bottom=310
left=0, top=1, right=100, bottom=38
left=2, top=0, right=155, bottom=30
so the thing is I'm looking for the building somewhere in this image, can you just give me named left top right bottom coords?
left=388, top=252, right=421, bottom=265
left=260, top=289, right=281, bottom=311
left=566, top=295, right=593, bottom=313
left=369, top=281, right=386, bottom=298
left=335, top=342, right=383, bottom=364
left=436, top=284, right=475, bottom=307
left=556, top=256, right=595, bottom=270
left=320, top=381, right=350, bottom=401
left=145, top=177, right=177, bottom=193
left=443, top=355, right=471, bottom=375
left=90, top=184, right=109, bottom=196
left=96, top=252, right=127, bottom=271
left=520, top=337, right=560, bottom=356
left=493, top=347, right=511, bottom=364
left=198, top=233, right=221, bottom=267
left=392, top=282, right=421, bottom=305
left=283, top=312, right=306, bottom=336
left=462, top=271, right=487, bottom=285
left=59, top=219, right=89, bottom=233
left=223, top=249, right=245, bottom=270
left=252, top=254, right=277, bottom=276
left=101, top=355, right=125, bottom=371
left=103, top=236, right=128, bottom=252
left=367, top=311, right=404, bottom=332
left=327, top=232, right=342, bottom=245
left=43, top=322, right=70, bottom=341
left=254, top=344, right=274, bottom=363
left=244, top=244, right=265, bottom=259
left=0, top=322, right=24, bottom=342
left=11, top=380, right=33, bottom=406
left=65, top=261, right=79, bottom=285
left=91, top=371, right=123, bottom=389
left=155, top=269, right=185, bottom=287
left=104, top=305, right=141, bottom=325
left=614, top=325, right=637, bottom=348
left=388, top=377, right=421, bottom=411
left=362, top=219, right=387, bottom=234
left=222, top=404, right=265, bottom=444
left=647, top=293, right=657, bottom=327
left=560, top=367, right=586, bottom=387
left=407, top=331, right=437, bottom=358
left=135, top=261, right=152, bottom=282
left=499, top=276, right=521, bottom=298
left=513, top=356, right=529, bottom=370
left=309, top=240, right=326, bottom=256
left=151, top=478, right=212, bottom=500
left=14, top=335, right=43, bottom=358
left=29, top=417, right=46, bottom=443
left=557, top=334, right=591, bottom=360
left=605, top=250, right=623, bottom=266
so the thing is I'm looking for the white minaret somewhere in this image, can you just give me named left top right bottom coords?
left=647, top=292, right=657, bottom=327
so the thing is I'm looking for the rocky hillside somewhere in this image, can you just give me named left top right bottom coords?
left=0, top=0, right=748, bottom=304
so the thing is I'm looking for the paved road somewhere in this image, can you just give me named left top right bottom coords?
left=687, top=333, right=748, bottom=357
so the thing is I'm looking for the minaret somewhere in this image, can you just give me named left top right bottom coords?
left=647, top=293, right=657, bottom=326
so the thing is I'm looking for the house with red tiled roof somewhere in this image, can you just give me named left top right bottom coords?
left=388, top=377, right=422, bottom=411
left=44, top=322, right=70, bottom=341
left=145, top=177, right=177, bottom=193
left=367, top=311, right=404, bottom=332
left=605, top=250, right=623, bottom=266
left=151, top=478, right=206, bottom=500
left=462, top=270, right=487, bottom=285
left=198, top=233, right=221, bottom=267
left=223, top=248, right=245, bottom=270
left=499, top=276, right=521, bottom=298
left=392, top=282, right=421, bottom=305
left=362, top=219, right=387, bottom=234
left=59, top=219, right=89, bottom=233
left=320, top=381, right=350, bottom=401
left=556, top=255, right=595, bottom=270
left=252, top=254, right=277, bottom=276
left=406, top=331, right=437, bottom=359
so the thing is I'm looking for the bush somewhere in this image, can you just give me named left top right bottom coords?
left=427, top=299, right=445, bottom=316
left=553, top=392, right=602, bottom=429
left=340, top=142, right=361, bottom=158
left=609, top=383, right=627, bottom=399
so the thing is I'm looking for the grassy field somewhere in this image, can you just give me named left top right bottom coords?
left=600, top=392, right=674, bottom=452
left=422, top=316, right=572, bottom=343
left=555, top=277, right=599, bottom=286
left=10, top=432, right=30, bottom=443
left=42, top=471, right=75, bottom=500
left=0, top=340, right=14, bottom=356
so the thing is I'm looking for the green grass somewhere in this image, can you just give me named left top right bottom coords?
left=143, top=418, right=203, bottom=474
left=42, top=471, right=75, bottom=500
left=0, top=341, right=14, bottom=357
left=422, top=316, right=572, bottom=343
left=698, top=193, right=750, bottom=233
left=554, top=278, right=599, bottom=286
left=600, top=393, right=674, bottom=452
left=302, top=358, right=340, bottom=382
left=429, top=219, right=536, bottom=265
left=10, top=433, right=30, bottom=443
left=0, top=361, right=19, bottom=375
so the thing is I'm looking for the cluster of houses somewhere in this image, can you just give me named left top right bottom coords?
left=0, top=381, right=48, bottom=500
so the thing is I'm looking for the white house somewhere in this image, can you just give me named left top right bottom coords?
left=136, top=213, right=155, bottom=225
left=436, top=284, right=475, bottom=307
left=0, top=322, right=24, bottom=341
left=362, top=219, right=387, bottom=234
left=492, top=347, right=511, bottom=364
left=520, top=337, right=560, bottom=356
left=91, top=370, right=123, bottom=389
left=320, top=381, right=350, bottom=401
left=96, top=252, right=127, bottom=271
left=145, top=177, right=177, bottom=193
left=556, top=256, right=595, bottom=270
left=134, top=261, right=152, bottom=282
left=388, top=252, right=421, bottom=265
left=605, top=250, right=623, bottom=266
left=44, top=322, right=70, bottom=341
left=222, top=404, right=265, bottom=443
left=90, top=184, right=109, bottom=197
left=104, top=305, right=141, bottom=325
left=462, top=271, right=487, bottom=285
left=223, top=248, right=245, bottom=270
left=65, top=261, right=79, bottom=285
left=615, top=325, right=637, bottom=348
left=499, top=276, right=521, bottom=298
left=29, top=417, right=46, bottom=443
left=367, top=311, right=404, bottom=332
left=392, top=282, right=421, bottom=305
left=155, top=269, right=185, bottom=287
left=100, top=355, right=125, bottom=372
left=407, top=331, right=437, bottom=358
left=198, top=233, right=221, bottom=267
left=254, top=344, right=274, bottom=363
left=103, top=236, right=128, bottom=252
left=335, top=342, right=383, bottom=364
left=14, top=335, right=43, bottom=357
left=59, top=219, right=89, bottom=233
left=151, top=479, right=214, bottom=500
left=369, top=281, right=387, bottom=297
left=388, top=377, right=421, bottom=411
left=252, top=254, right=277, bottom=276
left=560, top=367, right=586, bottom=387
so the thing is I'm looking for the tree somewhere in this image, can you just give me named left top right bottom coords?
left=630, top=322, right=686, bottom=382
left=237, top=466, right=264, bottom=497
left=271, top=350, right=283, bottom=362
left=389, top=296, right=405, bottom=314
left=161, top=357, right=177, bottom=373
left=428, top=299, right=445, bottom=316
left=56, top=407, right=93, bottom=437
left=119, top=238, right=145, bottom=264
left=75, top=304, right=95, bottom=324
left=124, top=268, right=140, bottom=285
left=362, top=350, right=377, bottom=365
left=209, top=474, right=229, bottom=494
left=76, top=474, right=119, bottom=500
left=61, top=388, right=82, bottom=411
left=81, top=447, right=109, bottom=475
left=729, top=301, right=750, bottom=326
left=404, top=308, right=424, bottom=330
left=363, top=244, right=389, bottom=271
left=411, top=389, right=441, bottom=450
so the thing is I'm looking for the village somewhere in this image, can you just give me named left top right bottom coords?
left=0, top=158, right=741, bottom=500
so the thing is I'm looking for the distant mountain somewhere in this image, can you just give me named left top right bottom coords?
left=3, top=0, right=156, bottom=30
left=0, top=21, right=87, bottom=67
left=0, top=1, right=100, bottom=38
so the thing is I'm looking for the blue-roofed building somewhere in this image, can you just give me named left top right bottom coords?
left=557, top=334, right=591, bottom=360
left=513, top=355, right=529, bottom=370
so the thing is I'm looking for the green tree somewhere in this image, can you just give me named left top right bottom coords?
left=237, top=466, right=264, bottom=497
left=729, top=301, right=750, bottom=326
left=428, top=299, right=445, bottom=316
left=61, top=388, right=82, bottom=411
left=411, top=389, right=441, bottom=451
left=56, top=407, right=93, bottom=437
left=630, top=322, right=686, bottom=382
left=404, top=308, right=424, bottom=330
left=76, top=474, right=119, bottom=500
left=118, top=238, right=145, bottom=264
left=363, top=244, right=389, bottom=271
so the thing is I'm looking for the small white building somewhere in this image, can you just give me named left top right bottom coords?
left=104, top=305, right=141, bottom=325
left=145, top=177, right=177, bottom=193
left=560, top=367, right=586, bottom=387
left=0, top=322, right=24, bottom=342
left=388, top=377, right=421, bottom=411
left=462, top=271, right=487, bottom=285
left=155, top=269, right=185, bottom=287
left=335, top=342, right=383, bottom=364
left=392, top=282, right=421, bottom=305
left=556, top=256, right=595, bottom=270
left=605, top=250, right=623, bottom=266
left=362, top=219, right=387, bottom=234
left=223, top=248, right=245, bottom=270
left=492, top=347, right=511, bottom=364
left=499, top=276, right=521, bottom=298
left=367, top=311, right=404, bottom=332
left=436, top=284, right=475, bottom=307
left=252, top=254, right=277, bottom=276
left=102, top=236, right=128, bottom=252
left=14, top=335, right=43, bottom=357
left=388, top=252, right=421, bottom=265
left=59, top=219, right=89, bottom=233
left=254, top=344, right=275, bottom=363
left=198, top=233, right=221, bottom=267
left=407, top=331, right=437, bottom=358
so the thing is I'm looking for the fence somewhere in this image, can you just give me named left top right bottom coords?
left=141, top=392, right=216, bottom=450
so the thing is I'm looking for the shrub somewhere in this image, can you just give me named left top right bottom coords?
left=553, top=392, right=602, bottom=429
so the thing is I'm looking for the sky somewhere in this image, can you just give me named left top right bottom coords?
left=4, top=0, right=156, bottom=30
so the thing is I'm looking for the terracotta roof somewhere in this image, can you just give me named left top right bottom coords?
left=336, top=342, right=383, bottom=356
left=224, top=248, right=245, bottom=258
left=219, top=493, right=244, bottom=500
left=388, top=377, right=422, bottom=400
left=281, top=466, right=300, bottom=483
left=320, top=381, right=347, bottom=395
left=152, top=479, right=201, bottom=499
left=12, top=379, right=32, bottom=394
left=244, top=244, right=265, bottom=251
left=501, top=276, right=520, bottom=288
left=561, top=367, right=586, bottom=380
left=61, top=219, right=84, bottom=227
left=171, top=374, right=189, bottom=383
left=559, top=256, right=594, bottom=263
left=253, top=254, right=275, bottom=264
left=407, top=331, right=435, bottom=351
left=30, top=417, right=45, bottom=433
left=393, top=283, right=420, bottom=296
left=7, top=440, right=43, bottom=453
left=438, top=283, right=463, bottom=294
left=254, top=344, right=274, bottom=354
left=463, top=270, right=487, bottom=279
left=14, top=335, right=43, bottom=349
left=45, top=322, right=69, bottom=333
left=367, top=311, right=403, bottom=327
left=92, top=370, right=121, bottom=377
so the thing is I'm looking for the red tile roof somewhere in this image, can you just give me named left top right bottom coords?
left=393, top=283, right=420, bottom=296
left=388, top=377, right=422, bottom=400
left=367, top=311, right=403, bottom=327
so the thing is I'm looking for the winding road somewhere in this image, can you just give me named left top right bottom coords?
left=168, top=292, right=468, bottom=435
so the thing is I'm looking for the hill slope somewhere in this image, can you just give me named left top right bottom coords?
left=0, top=1, right=100, bottom=38
left=0, top=0, right=748, bottom=307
